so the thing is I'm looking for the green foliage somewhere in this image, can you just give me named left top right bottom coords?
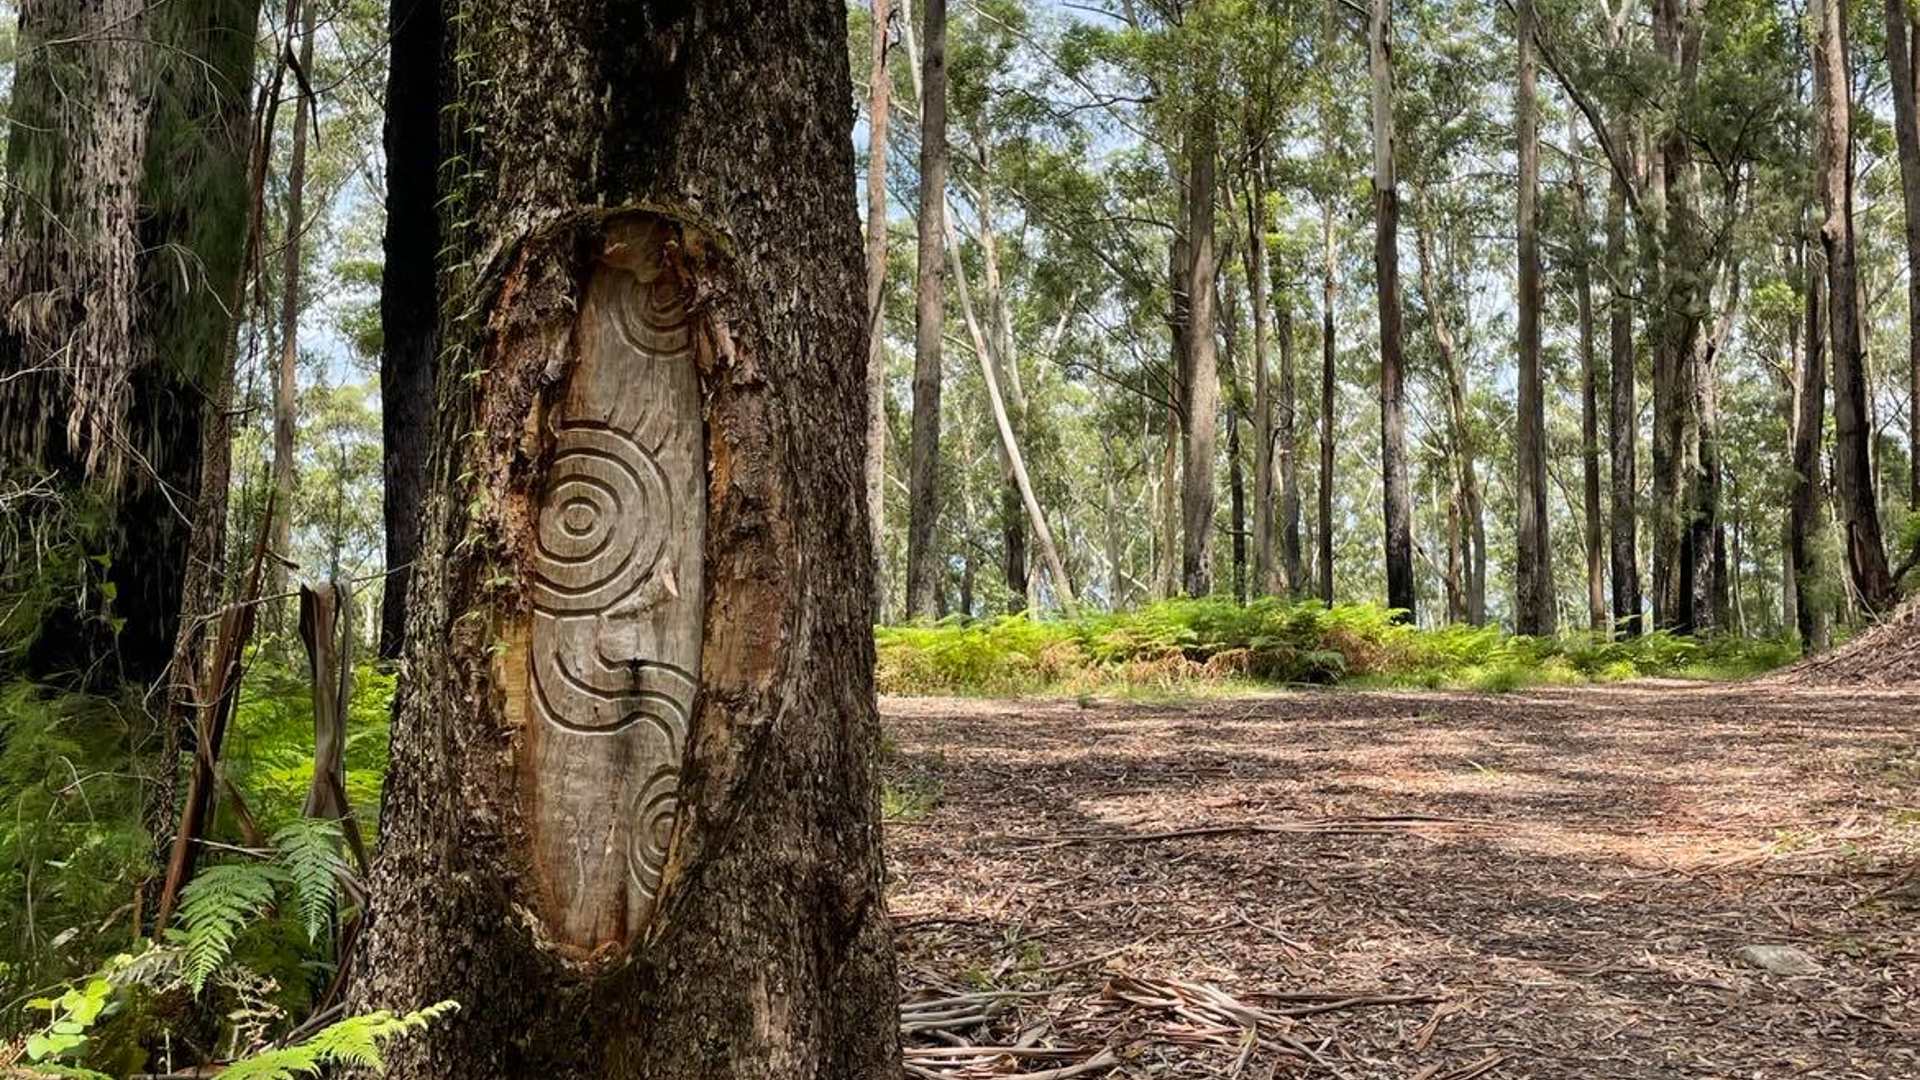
left=214, top=1001, right=459, bottom=1080
left=171, top=864, right=283, bottom=995
left=876, top=601, right=1800, bottom=696
left=272, top=820, right=347, bottom=944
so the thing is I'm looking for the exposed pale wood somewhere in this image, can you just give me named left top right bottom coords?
left=506, top=220, right=705, bottom=955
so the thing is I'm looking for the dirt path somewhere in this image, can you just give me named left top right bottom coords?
left=883, top=683, right=1920, bottom=1079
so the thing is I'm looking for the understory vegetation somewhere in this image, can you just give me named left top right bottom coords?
left=875, top=600, right=1801, bottom=696
left=0, top=661, right=404, bottom=1074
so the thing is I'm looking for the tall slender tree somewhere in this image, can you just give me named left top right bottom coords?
left=905, top=0, right=949, bottom=618
left=1370, top=0, right=1415, bottom=620
left=1813, top=0, right=1896, bottom=612
left=864, top=0, right=894, bottom=617
left=1513, top=0, right=1556, bottom=634
left=1183, top=50, right=1221, bottom=599
left=1886, top=0, right=1920, bottom=517
left=272, top=0, right=318, bottom=596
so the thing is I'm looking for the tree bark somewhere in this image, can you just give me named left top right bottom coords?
left=1605, top=118, right=1642, bottom=638
left=1247, top=154, right=1276, bottom=596
left=272, top=0, right=318, bottom=596
left=347, top=5, right=901, bottom=1077
left=1792, top=232, right=1832, bottom=653
left=1571, top=121, right=1606, bottom=634
left=1371, top=0, right=1415, bottom=621
left=380, top=0, right=443, bottom=660
left=1889, top=2, right=1920, bottom=515
left=864, top=0, right=893, bottom=619
left=904, top=0, right=948, bottom=618
left=1813, top=0, right=1896, bottom=613
left=1318, top=196, right=1337, bottom=608
left=1183, top=85, right=1220, bottom=599
left=1513, top=0, right=1556, bottom=635
left=1413, top=192, right=1485, bottom=626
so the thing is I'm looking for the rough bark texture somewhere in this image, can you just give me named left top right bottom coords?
left=380, top=0, right=444, bottom=660
left=347, top=4, right=900, bottom=1077
left=865, top=0, right=893, bottom=619
left=1371, top=0, right=1415, bottom=621
left=1813, top=0, right=1896, bottom=613
left=1, top=0, right=260, bottom=687
left=1277, top=298, right=1303, bottom=594
left=1605, top=123, right=1642, bottom=637
left=1513, top=0, right=1556, bottom=636
left=1888, top=1, right=1920, bottom=514
left=1183, top=101, right=1219, bottom=599
left=1247, top=160, right=1276, bottom=596
left=1793, top=237, right=1831, bottom=654
left=905, top=0, right=948, bottom=618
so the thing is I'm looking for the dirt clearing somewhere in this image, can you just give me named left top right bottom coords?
left=883, top=683, right=1920, bottom=1079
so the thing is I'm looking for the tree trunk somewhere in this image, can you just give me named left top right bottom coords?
left=347, top=5, right=901, bottom=1077
left=1371, top=0, right=1414, bottom=621
left=1571, top=121, right=1606, bottom=634
left=272, top=0, right=317, bottom=597
left=1247, top=154, right=1276, bottom=596
left=1813, top=0, right=1896, bottom=613
left=1792, top=232, right=1832, bottom=654
left=1277, top=298, right=1303, bottom=595
left=1159, top=169, right=1190, bottom=602
left=1414, top=192, right=1485, bottom=626
left=904, top=0, right=948, bottom=619
left=380, top=0, right=443, bottom=660
left=1224, top=282, right=1246, bottom=604
left=1890, top=3, right=1920, bottom=515
left=1513, top=0, right=1555, bottom=635
left=1183, top=92, right=1220, bottom=599
left=1318, top=195, right=1337, bottom=607
left=1605, top=118, right=1642, bottom=638
left=864, top=0, right=893, bottom=619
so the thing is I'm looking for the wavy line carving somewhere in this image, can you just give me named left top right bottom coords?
left=520, top=219, right=704, bottom=950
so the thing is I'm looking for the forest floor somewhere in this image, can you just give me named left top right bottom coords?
left=882, top=683, right=1920, bottom=1080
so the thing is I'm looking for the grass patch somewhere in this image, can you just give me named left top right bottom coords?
left=875, top=599, right=1798, bottom=697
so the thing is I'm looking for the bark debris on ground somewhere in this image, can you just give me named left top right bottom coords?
left=885, top=683, right=1919, bottom=1079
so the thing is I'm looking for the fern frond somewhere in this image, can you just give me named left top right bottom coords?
left=169, top=862, right=283, bottom=994
left=217, top=1001, right=461, bottom=1080
left=273, top=818, right=348, bottom=942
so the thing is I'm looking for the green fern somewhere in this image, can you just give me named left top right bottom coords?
left=170, top=862, right=284, bottom=994
left=273, top=818, right=348, bottom=943
left=217, top=1001, right=460, bottom=1079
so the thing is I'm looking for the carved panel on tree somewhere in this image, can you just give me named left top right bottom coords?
left=510, top=218, right=704, bottom=956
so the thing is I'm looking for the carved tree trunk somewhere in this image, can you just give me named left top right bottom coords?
left=380, top=0, right=443, bottom=659
left=1370, top=0, right=1414, bottom=621
left=1513, top=0, right=1555, bottom=635
left=347, top=5, right=901, bottom=1077
left=1813, top=0, right=1896, bottom=613
left=864, top=0, right=893, bottom=618
left=904, top=0, right=948, bottom=618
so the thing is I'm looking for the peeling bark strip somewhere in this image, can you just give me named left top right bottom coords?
left=508, top=219, right=704, bottom=952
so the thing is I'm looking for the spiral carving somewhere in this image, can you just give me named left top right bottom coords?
left=519, top=218, right=704, bottom=949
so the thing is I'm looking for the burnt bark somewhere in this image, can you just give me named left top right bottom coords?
left=1793, top=235, right=1831, bottom=653
left=380, top=0, right=444, bottom=660
left=1571, top=123, right=1606, bottom=634
left=1372, top=0, right=1414, bottom=621
left=347, top=4, right=900, bottom=1077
